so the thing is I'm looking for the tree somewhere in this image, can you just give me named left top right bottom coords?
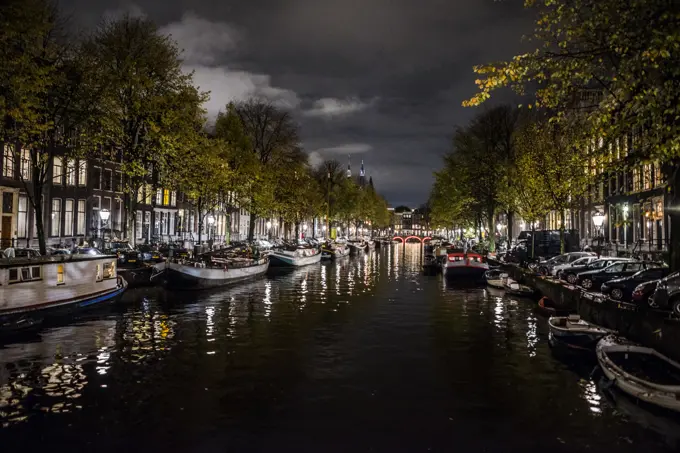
left=464, top=0, right=680, bottom=267
left=276, top=163, right=323, bottom=239
left=313, top=159, right=345, bottom=232
left=0, top=0, right=102, bottom=253
left=171, top=137, right=231, bottom=246
left=233, top=99, right=301, bottom=241
left=83, top=15, right=207, bottom=244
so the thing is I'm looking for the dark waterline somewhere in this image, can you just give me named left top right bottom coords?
left=1, top=244, right=679, bottom=452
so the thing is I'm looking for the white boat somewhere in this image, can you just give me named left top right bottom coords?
left=597, top=335, right=680, bottom=413
left=321, top=243, right=350, bottom=260
left=503, top=278, right=534, bottom=297
left=269, top=247, right=322, bottom=267
left=484, top=269, right=505, bottom=289
left=152, top=256, right=269, bottom=289
left=347, top=240, right=368, bottom=254
left=548, top=315, right=612, bottom=350
left=0, top=254, right=127, bottom=334
left=441, top=248, right=488, bottom=278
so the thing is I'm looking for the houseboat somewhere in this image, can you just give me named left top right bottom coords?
left=151, top=248, right=269, bottom=289
left=269, top=244, right=322, bottom=267
left=0, top=253, right=127, bottom=334
left=440, top=248, right=489, bottom=278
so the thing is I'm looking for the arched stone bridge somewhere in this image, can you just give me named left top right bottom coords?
left=392, top=235, right=432, bottom=244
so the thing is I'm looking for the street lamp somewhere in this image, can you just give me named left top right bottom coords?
left=266, top=220, right=272, bottom=240
left=207, top=215, right=215, bottom=246
left=99, top=209, right=110, bottom=243
left=592, top=211, right=605, bottom=257
left=496, top=223, right=503, bottom=233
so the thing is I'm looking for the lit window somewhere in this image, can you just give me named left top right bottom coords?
left=96, top=264, right=103, bottom=282
left=66, top=159, right=76, bottom=185
left=163, top=189, right=170, bottom=206
left=78, top=160, right=87, bottom=185
left=20, top=149, right=31, bottom=181
left=156, top=188, right=162, bottom=205
left=53, top=157, right=63, bottom=184
left=104, top=262, right=115, bottom=279
left=170, top=191, right=177, bottom=206
left=2, top=145, right=15, bottom=178
left=51, top=198, right=62, bottom=237
left=77, top=199, right=86, bottom=235
left=57, top=264, right=65, bottom=284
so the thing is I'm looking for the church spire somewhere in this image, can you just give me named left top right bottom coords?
left=346, top=155, right=352, bottom=178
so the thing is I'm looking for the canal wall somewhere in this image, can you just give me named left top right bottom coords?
left=505, top=265, right=680, bottom=362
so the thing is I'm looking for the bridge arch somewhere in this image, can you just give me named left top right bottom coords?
left=404, top=235, right=423, bottom=243
left=392, top=236, right=404, bottom=243
left=423, top=236, right=432, bottom=242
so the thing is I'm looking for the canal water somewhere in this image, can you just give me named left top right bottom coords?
left=1, top=244, right=679, bottom=452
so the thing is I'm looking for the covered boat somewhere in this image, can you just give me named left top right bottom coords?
left=548, top=315, right=612, bottom=351
left=347, top=240, right=369, bottom=254
left=422, top=254, right=440, bottom=274
left=0, top=254, right=127, bottom=334
left=441, top=248, right=488, bottom=278
left=152, top=255, right=269, bottom=289
left=269, top=245, right=322, bottom=267
left=597, top=335, right=680, bottom=413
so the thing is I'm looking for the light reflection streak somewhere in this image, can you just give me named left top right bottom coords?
left=206, top=306, right=216, bottom=339
left=579, top=379, right=602, bottom=414
left=336, top=263, right=342, bottom=295
left=263, top=281, right=272, bottom=316
left=525, top=315, right=538, bottom=358
left=320, top=264, right=327, bottom=302
left=493, top=297, right=504, bottom=328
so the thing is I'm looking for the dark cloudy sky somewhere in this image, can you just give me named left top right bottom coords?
left=61, top=0, right=532, bottom=207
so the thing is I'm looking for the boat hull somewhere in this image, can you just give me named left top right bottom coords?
left=548, top=317, right=609, bottom=351
left=443, top=262, right=489, bottom=278
left=157, top=260, right=269, bottom=289
left=269, top=252, right=322, bottom=267
left=117, top=265, right=155, bottom=287
left=0, top=277, right=127, bottom=335
left=597, top=336, right=680, bottom=413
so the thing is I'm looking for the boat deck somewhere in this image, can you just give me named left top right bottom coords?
left=608, top=351, right=680, bottom=386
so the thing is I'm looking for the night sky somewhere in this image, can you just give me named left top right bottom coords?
left=61, top=0, right=532, bottom=207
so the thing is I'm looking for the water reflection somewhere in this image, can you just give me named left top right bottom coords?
left=0, top=247, right=678, bottom=452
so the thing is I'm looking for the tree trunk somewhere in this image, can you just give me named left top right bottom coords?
left=126, top=190, right=135, bottom=246
left=531, top=224, right=536, bottom=259
left=295, top=222, right=300, bottom=240
left=559, top=209, right=566, bottom=254
left=30, top=162, right=47, bottom=255
left=197, top=196, right=203, bottom=245
left=507, top=210, right=514, bottom=247
left=487, top=209, right=496, bottom=253
left=248, top=213, right=256, bottom=242
left=668, top=163, right=680, bottom=271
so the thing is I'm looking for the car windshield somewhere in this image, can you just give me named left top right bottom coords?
left=605, top=263, right=625, bottom=273
left=570, top=257, right=590, bottom=266
left=589, top=260, right=609, bottom=269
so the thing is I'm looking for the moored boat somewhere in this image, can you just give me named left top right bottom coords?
left=441, top=248, right=488, bottom=278
left=152, top=256, right=269, bottom=289
left=422, top=254, right=440, bottom=274
left=0, top=254, right=127, bottom=334
left=597, top=335, right=680, bottom=413
left=269, top=246, right=322, bottom=267
left=484, top=269, right=505, bottom=289
left=535, top=296, right=557, bottom=317
left=503, top=278, right=535, bottom=297
left=321, top=243, right=350, bottom=260
left=347, top=240, right=368, bottom=254
left=548, top=315, right=612, bottom=351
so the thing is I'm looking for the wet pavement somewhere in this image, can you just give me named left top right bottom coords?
left=1, top=244, right=679, bottom=452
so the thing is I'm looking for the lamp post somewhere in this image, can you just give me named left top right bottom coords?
left=592, top=211, right=605, bottom=257
left=207, top=215, right=215, bottom=249
left=266, top=220, right=272, bottom=240
left=622, top=204, right=629, bottom=250
left=99, top=209, right=110, bottom=245
left=302, top=222, right=308, bottom=239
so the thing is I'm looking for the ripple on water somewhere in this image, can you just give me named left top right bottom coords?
left=0, top=244, right=678, bottom=452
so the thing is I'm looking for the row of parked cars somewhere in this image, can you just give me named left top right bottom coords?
left=538, top=252, right=680, bottom=315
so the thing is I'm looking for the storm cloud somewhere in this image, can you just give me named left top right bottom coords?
left=61, top=0, right=532, bottom=206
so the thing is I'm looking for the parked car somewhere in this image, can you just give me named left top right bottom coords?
left=543, top=253, right=596, bottom=276
left=651, top=272, right=680, bottom=315
left=560, top=257, right=631, bottom=284
left=72, top=247, right=104, bottom=256
left=105, top=241, right=141, bottom=267
left=577, top=261, right=658, bottom=291
left=3, top=248, right=41, bottom=258
left=600, top=266, right=670, bottom=301
left=633, top=279, right=665, bottom=305
left=553, top=255, right=599, bottom=278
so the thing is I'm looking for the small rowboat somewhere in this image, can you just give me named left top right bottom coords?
left=503, top=278, right=534, bottom=297
left=548, top=315, right=613, bottom=351
left=597, top=335, right=680, bottom=413
left=484, top=270, right=505, bottom=289
left=535, top=296, right=556, bottom=317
